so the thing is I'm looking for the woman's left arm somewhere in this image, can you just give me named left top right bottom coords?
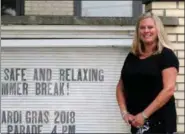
left=143, top=67, right=178, bottom=118
left=132, top=67, right=178, bottom=127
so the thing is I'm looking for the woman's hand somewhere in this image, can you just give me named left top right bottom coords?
left=123, top=113, right=135, bottom=125
left=131, top=113, right=145, bottom=128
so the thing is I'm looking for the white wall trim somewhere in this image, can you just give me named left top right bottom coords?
left=1, top=39, right=132, bottom=47
left=1, top=25, right=135, bottom=39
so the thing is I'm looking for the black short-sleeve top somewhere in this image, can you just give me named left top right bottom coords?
left=121, top=47, right=179, bottom=119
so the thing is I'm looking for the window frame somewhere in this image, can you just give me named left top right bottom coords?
left=1, top=0, right=24, bottom=16
left=74, top=1, right=142, bottom=18
left=16, top=0, right=24, bottom=16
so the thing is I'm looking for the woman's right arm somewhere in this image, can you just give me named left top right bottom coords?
left=116, top=79, right=127, bottom=113
left=116, top=79, right=135, bottom=124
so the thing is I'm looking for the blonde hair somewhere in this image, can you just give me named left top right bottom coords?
left=131, top=12, right=173, bottom=56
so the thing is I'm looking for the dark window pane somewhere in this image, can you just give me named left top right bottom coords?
left=1, top=0, right=17, bottom=16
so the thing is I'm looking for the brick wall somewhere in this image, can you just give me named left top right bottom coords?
left=25, top=0, right=73, bottom=15
left=145, top=1, right=184, bottom=132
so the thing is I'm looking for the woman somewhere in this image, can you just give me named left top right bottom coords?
left=116, top=12, right=179, bottom=134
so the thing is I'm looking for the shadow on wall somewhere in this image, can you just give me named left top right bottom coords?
left=1, top=0, right=16, bottom=16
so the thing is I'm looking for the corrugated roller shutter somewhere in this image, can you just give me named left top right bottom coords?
left=1, top=47, right=130, bottom=133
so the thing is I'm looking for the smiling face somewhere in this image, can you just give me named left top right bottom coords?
left=139, top=17, right=158, bottom=46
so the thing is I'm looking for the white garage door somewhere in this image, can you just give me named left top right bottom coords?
left=1, top=47, right=130, bottom=133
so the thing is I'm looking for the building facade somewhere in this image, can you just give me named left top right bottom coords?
left=1, top=0, right=184, bottom=133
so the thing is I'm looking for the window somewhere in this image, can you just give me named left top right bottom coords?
left=1, top=0, right=24, bottom=16
left=74, top=1, right=142, bottom=17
